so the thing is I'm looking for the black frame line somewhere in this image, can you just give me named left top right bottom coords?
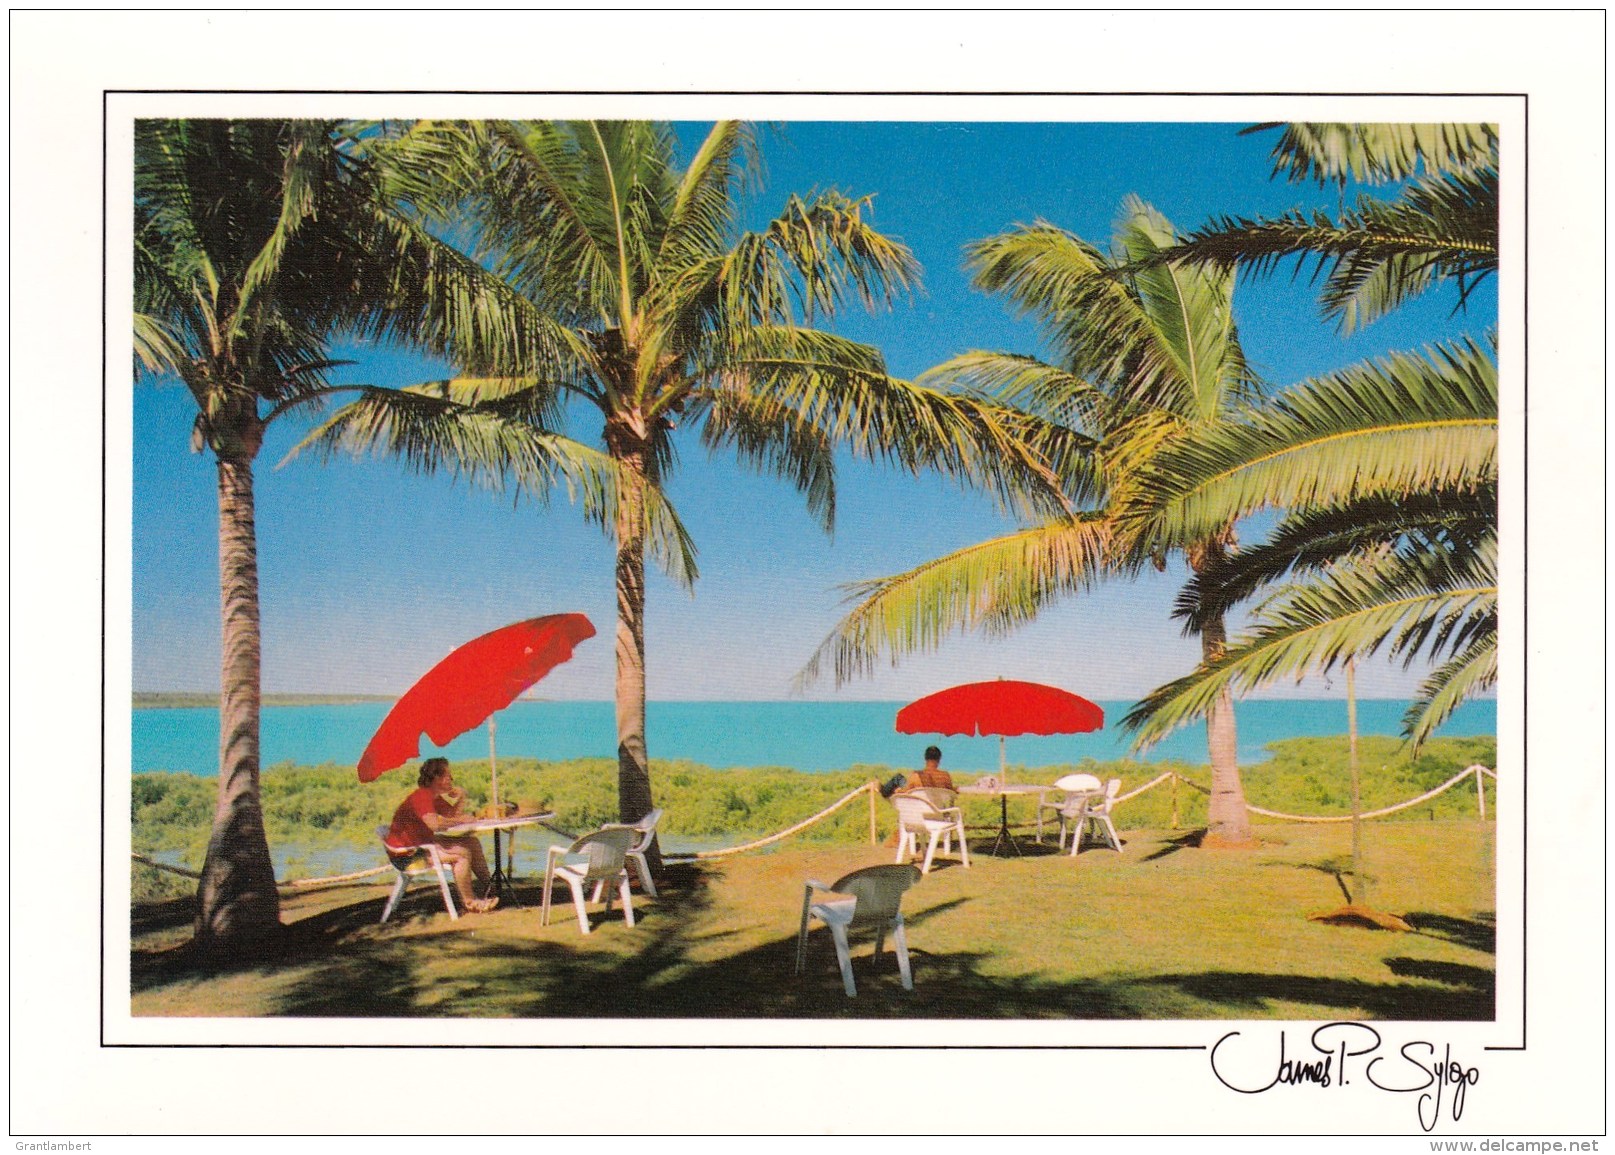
left=100, top=89, right=1531, bottom=1063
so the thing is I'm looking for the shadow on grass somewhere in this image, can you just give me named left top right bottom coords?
left=1286, top=859, right=1364, bottom=905
left=132, top=896, right=198, bottom=937
left=131, top=860, right=1496, bottom=1022
left=1402, top=912, right=1496, bottom=954
left=1133, top=964, right=1493, bottom=1021
left=1141, top=831, right=1204, bottom=862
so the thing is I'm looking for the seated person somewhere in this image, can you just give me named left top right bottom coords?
left=882, top=745, right=958, bottom=845
left=386, top=756, right=497, bottom=913
left=879, top=745, right=957, bottom=798
left=903, top=745, right=956, bottom=793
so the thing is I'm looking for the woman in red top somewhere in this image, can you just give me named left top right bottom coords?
left=387, top=757, right=497, bottom=913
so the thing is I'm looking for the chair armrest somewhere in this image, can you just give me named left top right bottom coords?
left=803, top=882, right=856, bottom=920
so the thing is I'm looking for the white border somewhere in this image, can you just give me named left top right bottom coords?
left=9, top=8, right=1601, bottom=1141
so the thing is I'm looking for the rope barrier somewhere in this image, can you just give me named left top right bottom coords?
left=1150, top=764, right=1495, bottom=824
left=664, top=781, right=880, bottom=863
left=133, top=852, right=414, bottom=893
left=131, top=853, right=201, bottom=880
left=284, top=865, right=393, bottom=888
left=134, top=765, right=1497, bottom=887
left=1117, top=771, right=1177, bottom=805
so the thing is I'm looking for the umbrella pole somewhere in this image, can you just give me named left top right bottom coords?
left=489, top=716, right=499, bottom=811
left=1000, top=735, right=1007, bottom=782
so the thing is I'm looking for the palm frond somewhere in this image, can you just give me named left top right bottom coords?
left=796, top=516, right=1116, bottom=688
left=469, top=121, right=622, bottom=319
left=1320, top=167, right=1499, bottom=331
left=287, top=385, right=698, bottom=588
left=919, top=350, right=1106, bottom=432
left=1112, top=196, right=1253, bottom=423
left=698, top=384, right=837, bottom=532
left=661, top=120, right=755, bottom=269
left=718, top=326, right=1100, bottom=519
left=236, top=120, right=329, bottom=326
left=714, top=189, right=920, bottom=329
left=1246, top=122, right=1498, bottom=185
left=1138, top=165, right=1496, bottom=334
left=1133, top=337, right=1498, bottom=550
left=339, top=203, right=583, bottom=380
left=1124, top=541, right=1497, bottom=749
left=1176, top=485, right=1498, bottom=629
left=1403, top=632, right=1497, bottom=750
left=133, top=311, right=190, bottom=376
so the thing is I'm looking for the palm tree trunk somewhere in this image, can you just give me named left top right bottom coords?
left=609, top=416, right=661, bottom=870
left=1200, top=614, right=1254, bottom=847
left=1193, top=537, right=1255, bottom=848
left=193, top=450, right=282, bottom=947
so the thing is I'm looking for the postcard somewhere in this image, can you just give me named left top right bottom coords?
left=8, top=8, right=1604, bottom=1145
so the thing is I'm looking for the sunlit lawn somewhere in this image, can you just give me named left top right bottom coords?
left=130, top=819, right=1494, bottom=1021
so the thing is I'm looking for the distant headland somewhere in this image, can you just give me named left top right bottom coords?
left=132, top=692, right=556, bottom=709
left=133, top=692, right=398, bottom=709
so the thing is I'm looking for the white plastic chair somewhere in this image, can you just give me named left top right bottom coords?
left=376, top=825, right=458, bottom=922
left=795, top=864, right=922, bottom=997
left=596, top=807, right=662, bottom=899
left=891, top=789, right=971, bottom=874
left=1068, top=777, right=1124, bottom=855
left=1036, top=773, right=1102, bottom=844
left=541, top=827, right=636, bottom=935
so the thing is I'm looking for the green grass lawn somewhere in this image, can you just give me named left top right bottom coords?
left=130, top=818, right=1495, bottom=1021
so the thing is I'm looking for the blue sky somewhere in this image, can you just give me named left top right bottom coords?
left=131, top=121, right=1496, bottom=703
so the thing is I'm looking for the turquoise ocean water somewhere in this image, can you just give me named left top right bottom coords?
left=132, top=698, right=1496, bottom=777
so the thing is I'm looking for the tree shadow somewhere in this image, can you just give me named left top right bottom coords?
left=1141, top=831, right=1204, bottom=862
left=1286, top=861, right=1356, bottom=905
left=132, top=863, right=1496, bottom=1023
left=1401, top=912, right=1496, bottom=954
left=132, top=896, right=198, bottom=936
left=1136, top=964, right=1493, bottom=1021
left=1383, top=956, right=1495, bottom=991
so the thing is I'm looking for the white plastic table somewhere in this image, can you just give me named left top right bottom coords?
left=958, top=783, right=1050, bottom=856
left=439, top=811, right=556, bottom=905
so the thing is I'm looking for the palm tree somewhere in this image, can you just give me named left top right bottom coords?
left=1151, top=122, right=1498, bottom=335
left=803, top=197, right=1267, bottom=846
left=1122, top=337, right=1498, bottom=750
left=134, top=119, right=599, bottom=948
left=304, top=120, right=1084, bottom=851
left=1120, top=123, right=1500, bottom=753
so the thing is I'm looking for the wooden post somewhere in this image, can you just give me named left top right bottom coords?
left=1475, top=765, right=1487, bottom=821
left=1170, top=773, right=1180, bottom=830
left=1347, top=657, right=1362, bottom=905
left=869, top=783, right=878, bottom=846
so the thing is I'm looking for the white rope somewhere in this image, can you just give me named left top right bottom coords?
left=665, top=782, right=880, bottom=863
left=1245, top=768, right=1476, bottom=822
left=1117, top=771, right=1176, bottom=804
left=135, top=765, right=1498, bottom=887
left=131, top=854, right=201, bottom=879
left=284, top=865, right=393, bottom=888
left=134, top=852, right=398, bottom=892
left=1128, top=766, right=1494, bottom=823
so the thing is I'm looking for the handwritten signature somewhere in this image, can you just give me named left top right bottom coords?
left=1210, top=1023, right=1480, bottom=1131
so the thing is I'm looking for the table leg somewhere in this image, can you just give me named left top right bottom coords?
left=487, top=828, right=525, bottom=906
left=988, top=795, right=1024, bottom=857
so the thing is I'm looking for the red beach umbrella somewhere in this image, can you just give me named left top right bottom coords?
left=895, top=678, right=1103, bottom=780
left=357, top=614, right=596, bottom=797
